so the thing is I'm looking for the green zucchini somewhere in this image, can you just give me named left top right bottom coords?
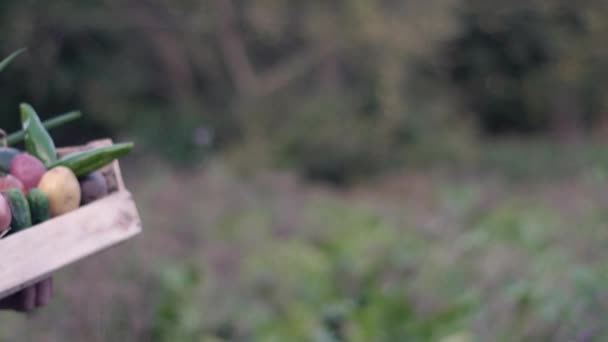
left=5, top=189, right=31, bottom=235
left=0, top=147, right=20, bottom=172
left=27, top=188, right=50, bottom=225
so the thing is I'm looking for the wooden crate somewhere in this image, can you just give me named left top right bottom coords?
left=0, top=139, right=142, bottom=299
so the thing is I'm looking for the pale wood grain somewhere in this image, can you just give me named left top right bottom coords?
left=0, top=191, right=141, bottom=299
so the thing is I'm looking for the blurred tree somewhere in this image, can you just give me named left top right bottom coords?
left=1, top=0, right=608, bottom=179
left=441, top=0, right=608, bottom=138
left=0, top=0, right=460, bottom=181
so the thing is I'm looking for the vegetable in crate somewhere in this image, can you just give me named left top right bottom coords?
left=0, top=194, right=11, bottom=234
left=80, top=171, right=108, bottom=205
left=10, top=153, right=46, bottom=192
left=0, top=128, right=21, bottom=173
left=5, top=189, right=32, bottom=234
left=20, top=103, right=57, bottom=167
left=0, top=174, right=24, bottom=193
left=38, top=166, right=81, bottom=217
left=50, top=142, right=133, bottom=177
left=0, top=147, right=20, bottom=173
left=27, top=189, right=50, bottom=225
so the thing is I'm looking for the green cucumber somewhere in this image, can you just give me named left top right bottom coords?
left=50, top=142, right=134, bottom=177
left=5, top=189, right=31, bottom=235
left=27, top=188, right=50, bottom=225
left=0, top=147, right=20, bottom=172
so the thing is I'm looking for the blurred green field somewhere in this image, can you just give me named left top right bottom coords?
left=1, top=141, right=607, bottom=341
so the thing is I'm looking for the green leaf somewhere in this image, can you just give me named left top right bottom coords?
left=7, top=110, right=82, bottom=146
left=0, top=48, right=26, bottom=73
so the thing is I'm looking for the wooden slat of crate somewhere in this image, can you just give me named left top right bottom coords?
left=0, top=139, right=141, bottom=299
left=0, top=191, right=140, bottom=299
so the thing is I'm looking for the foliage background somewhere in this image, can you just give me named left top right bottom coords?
left=1, top=0, right=608, bottom=341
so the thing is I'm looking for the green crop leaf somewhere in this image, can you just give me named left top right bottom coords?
left=0, top=48, right=26, bottom=73
left=7, top=110, right=82, bottom=146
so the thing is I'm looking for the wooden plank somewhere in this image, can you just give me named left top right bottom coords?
left=0, top=190, right=141, bottom=299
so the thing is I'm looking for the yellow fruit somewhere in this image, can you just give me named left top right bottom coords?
left=38, top=166, right=81, bottom=216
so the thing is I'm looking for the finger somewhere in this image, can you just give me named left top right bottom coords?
left=35, top=278, right=52, bottom=307
left=20, top=286, right=36, bottom=312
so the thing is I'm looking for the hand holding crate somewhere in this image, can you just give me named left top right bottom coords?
left=0, top=106, right=141, bottom=308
